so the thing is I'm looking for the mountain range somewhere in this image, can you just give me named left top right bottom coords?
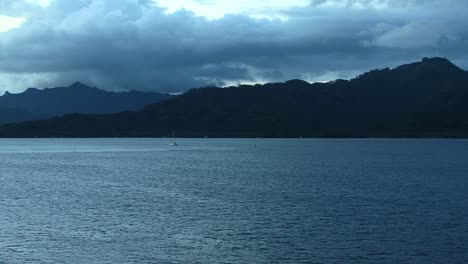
left=1, top=57, right=468, bottom=138
left=0, top=82, right=173, bottom=124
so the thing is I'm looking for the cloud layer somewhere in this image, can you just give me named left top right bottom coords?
left=0, top=0, right=467, bottom=93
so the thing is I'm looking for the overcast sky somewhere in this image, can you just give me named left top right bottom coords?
left=0, top=0, right=467, bottom=93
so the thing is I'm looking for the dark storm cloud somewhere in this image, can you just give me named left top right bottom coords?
left=0, top=0, right=467, bottom=92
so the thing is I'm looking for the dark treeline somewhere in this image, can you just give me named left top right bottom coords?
left=1, top=57, right=468, bottom=138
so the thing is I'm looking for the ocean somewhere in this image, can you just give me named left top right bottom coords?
left=0, top=138, right=467, bottom=263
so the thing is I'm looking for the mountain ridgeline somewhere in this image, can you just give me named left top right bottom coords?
left=1, top=57, right=468, bottom=138
left=0, top=82, right=173, bottom=124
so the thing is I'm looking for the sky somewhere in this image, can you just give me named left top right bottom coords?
left=0, top=0, right=467, bottom=93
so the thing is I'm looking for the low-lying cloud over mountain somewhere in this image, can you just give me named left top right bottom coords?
left=1, top=0, right=467, bottom=93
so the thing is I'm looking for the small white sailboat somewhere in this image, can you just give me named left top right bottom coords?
left=169, top=130, right=178, bottom=146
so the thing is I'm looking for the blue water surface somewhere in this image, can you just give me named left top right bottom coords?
left=0, top=138, right=467, bottom=263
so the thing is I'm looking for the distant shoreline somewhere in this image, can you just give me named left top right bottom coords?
left=1, top=136, right=468, bottom=139
left=1, top=58, right=467, bottom=139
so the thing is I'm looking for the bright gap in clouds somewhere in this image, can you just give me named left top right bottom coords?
left=26, top=0, right=53, bottom=7
left=0, top=15, right=26, bottom=32
left=152, top=0, right=310, bottom=19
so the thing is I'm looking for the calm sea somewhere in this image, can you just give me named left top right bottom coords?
left=0, top=139, right=467, bottom=263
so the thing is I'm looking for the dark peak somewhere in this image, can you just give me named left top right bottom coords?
left=397, top=57, right=463, bottom=73
left=3, top=91, right=12, bottom=96
left=285, top=79, right=310, bottom=86
left=69, top=81, right=91, bottom=89
left=421, top=57, right=451, bottom=64
left=420, top=57, right=460, bottom=69
left=25, top=87, right=40, bottom=93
